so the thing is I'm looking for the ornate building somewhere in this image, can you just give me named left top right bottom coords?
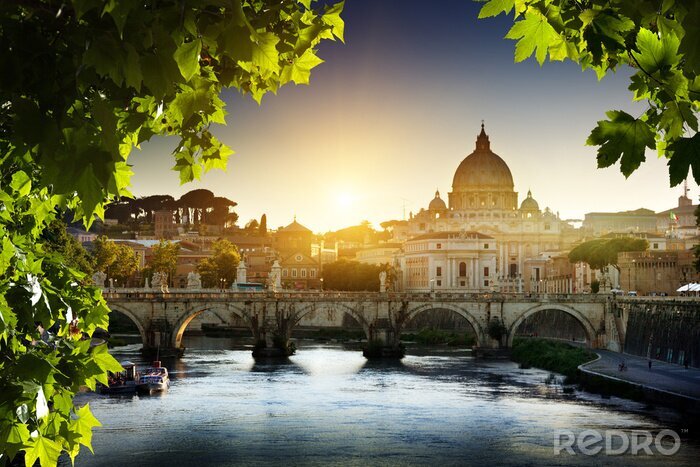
left=396, top=124, right=575, bottom=291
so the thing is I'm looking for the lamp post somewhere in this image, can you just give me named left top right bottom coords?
left=632, top=259, right=637, bottom=293
left=320, top=277, right=324, bottom=293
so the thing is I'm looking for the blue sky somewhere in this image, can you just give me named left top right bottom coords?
left=128, top=0, right=695, bottom=232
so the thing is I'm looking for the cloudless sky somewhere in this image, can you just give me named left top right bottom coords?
left=128, top=0, right=697, bottom=233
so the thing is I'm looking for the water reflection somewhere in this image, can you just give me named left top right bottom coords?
left=72, top=339, right=699, bottom=467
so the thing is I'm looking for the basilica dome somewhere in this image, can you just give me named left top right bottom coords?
left=520, top=190, right=539, bottom=211
left=429, top=190, right=447, bottom=211
left=451, top=124, right=514, bottom=192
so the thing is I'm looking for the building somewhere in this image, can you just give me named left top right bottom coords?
left=281, top=252, right=321, bottom=290
left=354, top=243, right=402, bottom=266
left=274, top=217, right=315, bottom=256
left=618, top=250, right=698, bottom=295
left=583, top=208, right=658, bottom=235
left=400, top=231, right=497, bottom=292
left=656, top=191, right=699, bottom=238
left=393, top=124, right=575, bottom=290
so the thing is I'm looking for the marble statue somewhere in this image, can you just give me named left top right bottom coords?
left=187, top=271, right=202, bottom=289
left=379, top=271, right=387, bottom=293
left=92, top=271, right=107, bottom=288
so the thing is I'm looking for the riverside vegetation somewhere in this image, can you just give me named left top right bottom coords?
left=510, top=338, right=596, bottom=384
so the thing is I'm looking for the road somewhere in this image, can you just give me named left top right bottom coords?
left=582, top=350, right=700, bottom=400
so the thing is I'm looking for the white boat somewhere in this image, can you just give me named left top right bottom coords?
left=136, top=361, right=170, bottom=394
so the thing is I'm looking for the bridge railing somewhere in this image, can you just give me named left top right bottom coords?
left=101, top=288, right=612, bottom=303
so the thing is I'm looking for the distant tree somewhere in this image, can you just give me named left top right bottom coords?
left=137, top=195, right=175, bottom=223
left=104, top=200, right=136, bottom=224
left=179, top=189, right=215, bottom=225
left=92, top=236, right=139, bottom=285
left=198, top=239, right=241, bottom=288
left=208, top=196, right=238, bottom=227
left=259, top=214, right=268, bottom=235
left=322, top=259, right=388, bottom=291
left=148, top=240, right=180, bottom=286
left=41, top=220, right=95, bottom=275
left=110, top=244, right=140, bottom=286
left=244, top=219, right=260, bottom=235
left=568, top=237, right=648, bottom=271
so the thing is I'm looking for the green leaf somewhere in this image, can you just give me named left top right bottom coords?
left=587, top=110, right=656, bottom=177
left=251, top=33, right=280, bottom=74
left=91, top=344, right=123, bottom=374
left=71, top=404, right=102, bottom=453
left=505, top=11, right=561, bottom=65
left=322, top=1, right=345, bottom=42
left=24, top=434, right=63, bottom=467
left=667, top=133, right=700, bottom=186
left=631, top=27, right=681, bottom=75
left=478, top=0, right=515, bottom=19
left=282, top=49, right=324, bottom=85
left=679, top=2, right=700, bottom=71
left=10, top=171, right=31, bottom=197
left=659, top=100, right=696, bottom=140
left=173, top=40, right=202, bottom=82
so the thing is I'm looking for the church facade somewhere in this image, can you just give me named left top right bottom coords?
left=396, top=125, right=575, bottom=292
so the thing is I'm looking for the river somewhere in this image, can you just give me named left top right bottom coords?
left=73, top=336, right=699, bottom=466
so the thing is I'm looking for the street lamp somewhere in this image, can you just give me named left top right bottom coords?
left=320, top=277, right=324, bottom=293
left=429, top=277, right=435, bottom=293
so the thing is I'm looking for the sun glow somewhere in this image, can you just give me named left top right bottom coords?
left=336, top=192, right=355, bottom=208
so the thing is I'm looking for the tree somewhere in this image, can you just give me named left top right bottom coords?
left=1, top=1, right=343, bottom=463
left=244, top=218, right=260, bottom=234
left=148, top=240, right=180, bottom=286
left=568, top=237, right=648, bottom=271
left=91, top=236, right=139, bottom=286
left=259, top=214, right=268, bottom=235
left=197, top=239, right=241, bottom=288
left=478, top=0, right=700, bottom=186
left=208, top=196, right=238, bottom=227
left=41, top=220, right=95, bottom=275
left=322, top=259, right=387, bottom=291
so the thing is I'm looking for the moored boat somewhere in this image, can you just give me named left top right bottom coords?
left=136, top=361, right=170, bottom=394
left=99, top=361, right=138, bottom=395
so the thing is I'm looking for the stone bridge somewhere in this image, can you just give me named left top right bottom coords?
left=103, top=289, right=621, bottom=358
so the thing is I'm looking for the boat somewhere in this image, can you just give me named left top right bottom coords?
left=136, top=361, right=170, bottom=394
left=99, top=361, right=138, bottom=395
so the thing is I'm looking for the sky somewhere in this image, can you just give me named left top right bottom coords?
left=128, top=0, right=697, bottom=233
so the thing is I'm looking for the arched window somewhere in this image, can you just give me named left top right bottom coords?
left=459, top=262, right=467, bottom=277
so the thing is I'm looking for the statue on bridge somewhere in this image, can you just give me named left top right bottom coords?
left=152, top=271, right=169, bottom=293
left=379, top=271, right=387, bottom=293
left=91, top=271, right=107, bottom=288
left=187, top=271, right=202, bottom=289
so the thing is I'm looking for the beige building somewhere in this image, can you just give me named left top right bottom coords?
left=618, top=250, right=698, bottom=295
left=355, top=243, right=402, bottom=266
left=400, top=231, right=497, bottom=292
left=394, top=125, right=575, bottom=289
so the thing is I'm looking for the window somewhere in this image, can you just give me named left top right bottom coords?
left=484, top=280, right=489, bottom=287
left=544, top=223, right=551, bottom=230
left=436, top=267, right=442, bottom=277
left=653, top=243, right=659, bottom=249
left=509, top=264, right=517, bottom=277
left=292, top=269, right=297, bottom=278
left=483, top=243, right=489, bottom=249
left=460, top=280, right=466, bottom=287
left=310, top=269, right=316, bottom=278
left=484, top=267, right=489, bottom=277
left=437, top=243, right=442, bottom=249
left=436, top=280, right=442, bottom=286
left=283, top=269, right=288, bottom=277
left=301, top=269, right=307, bottom=278
left=459, top=262, right=467, bottom=277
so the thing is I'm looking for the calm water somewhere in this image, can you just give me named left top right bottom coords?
left=73, top=337, right=699, bottom=466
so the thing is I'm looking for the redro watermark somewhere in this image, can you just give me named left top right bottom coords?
left=554, top=429, right=681, bottom=456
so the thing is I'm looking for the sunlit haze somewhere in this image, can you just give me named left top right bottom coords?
left=128, top=0, right=697, bottom=232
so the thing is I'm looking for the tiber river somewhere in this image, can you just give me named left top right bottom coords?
left=72, top=336, right=699, bottom=466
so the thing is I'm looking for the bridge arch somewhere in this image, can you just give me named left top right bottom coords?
left=506, top=304, right=596, bottom=348
left=171, top=303, right=251, bottom=349
left=406, top=303, right=486, bottom=346
left=107, top=305, right=148, bottom=345
left=294, top=302, right=371, bottom=339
